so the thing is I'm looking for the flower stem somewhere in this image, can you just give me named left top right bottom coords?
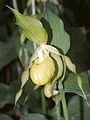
left=61, top=92, right=69, bottom=120
left=12, top=0, right=18, bottom=10
left=55, top=95, right=61, bottom=120
left=31, top=0, right=36, bottom=15
left=31, top=0, right=37, bottom=50
left=59, top=82, right=69, bottom=120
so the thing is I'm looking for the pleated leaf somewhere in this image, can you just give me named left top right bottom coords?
left=7, top=6, right=48, bottom=45
left=43, top=8, right=70, bottom=54
left=64, top=56, right=87, bottom=100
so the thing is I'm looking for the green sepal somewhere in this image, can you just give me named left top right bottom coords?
left=76, top=75, right=87, bottom=100
left=64, top=55, right=87, bottom=100
left=7, top=6, right=48, bottom=45
left=21, top=69, right=29, bottom=89
left=14, top=68, right=29, bottom=107
left=14, top=89, right=22, bottom=107
left=44, top=45, right=60, bottom=56
left=51, top=53, right=63, bottom=91
left=64, top=55, right=76, bottom=73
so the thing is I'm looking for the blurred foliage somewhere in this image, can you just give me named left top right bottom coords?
left=0, top=0, right=90, bottom=120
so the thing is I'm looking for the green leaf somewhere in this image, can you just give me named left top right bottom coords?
left=68, top=96, right=90, bottom=120
left=21, top=69, right=29, bottom=89
left=64, top=71, right=90, bottom=98
left=43, top=8, right=70, bottom=54
left=20, top=113, right=48, bottom=120
left=64, top=56, right=87, bottom=99
left=0, top=80, right=21, bottom=108
left=0, top=84, right=9, bottom=108
left=7, top=6, right=48, bottom=45
left=7, top=80, right=21, bottom=104
left=0, top=114, right=13, bottom=120
left=0, top=31, right=20, bottom=70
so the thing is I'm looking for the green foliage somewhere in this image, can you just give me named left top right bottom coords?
left=7, top=6, right=48, bottom=45
left=64, top=55, right=87, bottom=99
left=43, top=8, right=70, bottom=54
left=0, top=84, right=9, bottom=108
left=15, top=68, right=29, bottom=106
left=0, top=114, right=13, bottom=120
left=0, top=31, right=20, bottom=70
left=68, top=96, right=90, bottom=120
left=0, top=80, right=20, bottom=109
left=64, top=71, right=90, bottom=98
left=20, top=114, right=48, bottom=120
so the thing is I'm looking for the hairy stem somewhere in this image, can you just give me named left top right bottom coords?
left=59, top=82, right=69, bottom=120
left=62, top=92, right=69, bottom=120
left=55, top=96, right=61, bottom=120
left=31, top=0, right=37, bottom=50
left=31, top=0, right=36, bottom=15
left=12, top=0, right=18, bottom=10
